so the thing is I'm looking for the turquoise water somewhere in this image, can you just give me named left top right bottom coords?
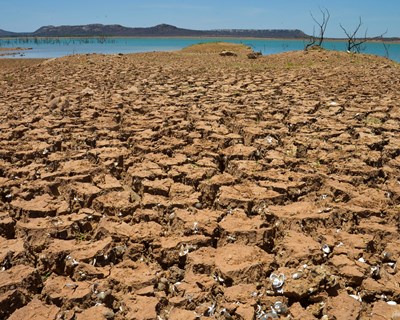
left=0, top=37, right=399, bottom=62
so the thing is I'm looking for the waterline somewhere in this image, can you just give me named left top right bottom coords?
left=0, top=37, right=399, bottom=62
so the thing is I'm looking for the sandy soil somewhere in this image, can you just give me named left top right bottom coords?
left=0, top=43, right=399, bottom=319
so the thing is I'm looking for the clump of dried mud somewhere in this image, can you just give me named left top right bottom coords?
left=0, top=43, right=399, bottom=319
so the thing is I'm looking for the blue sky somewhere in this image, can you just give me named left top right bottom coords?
left=2, top=0, right=399, bottom=37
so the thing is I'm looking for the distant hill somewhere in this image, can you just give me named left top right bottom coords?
left=0, top=29, right=17, bottom=37
left=1, top=23, right=308, bottom=39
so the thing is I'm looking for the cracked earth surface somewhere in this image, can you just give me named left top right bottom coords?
left=0, top=43, right=400, bottom=319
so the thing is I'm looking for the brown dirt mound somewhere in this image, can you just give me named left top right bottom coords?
left=0, top=47, right=399, bottom=319
left=181, top=42, right=254, bottom=56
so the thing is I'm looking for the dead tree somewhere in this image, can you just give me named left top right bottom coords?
left=340, top=17, right=365, bottom=53
left=340, top=17, right=387, bottom=53
left=382, top=39, right=390, bottom=59
left=305, top=26, right=316, bottom=51
left=305, top=8, right=330, bottom=50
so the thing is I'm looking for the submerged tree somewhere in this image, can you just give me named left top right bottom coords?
left=340, top=17, right=387, bottom=53
left=381, top=39, right=390, bottom=59
left=305, top=8, right=330, bottom=50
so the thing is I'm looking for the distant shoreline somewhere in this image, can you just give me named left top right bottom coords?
left=0, top=47, right=32, bottom=51
left=1, top=37, right=399, bottom=61
left=0, top=47, right=32, bottom=57
left=1, top=36, right=399, bottom=44
left=1, top=23, right=399, bottom=43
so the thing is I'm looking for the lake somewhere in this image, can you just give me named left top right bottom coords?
left=1, top=37, right=399, bottom=62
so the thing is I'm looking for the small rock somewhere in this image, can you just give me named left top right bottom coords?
left=127, top=86, right=139, bottom=94
left=81, top=87, right=95, bottom=96
left=194, top=202, right=203, bottom=209
left=247, top=52, right=262, bottom=59
left=220, top=51, right=237, bottom=57
left=322, top=244, right=331, bottom=254
left=103, top=310, right=115, bottom=319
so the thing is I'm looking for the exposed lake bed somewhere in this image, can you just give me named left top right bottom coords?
left=0, top=43, right=399, bottom=319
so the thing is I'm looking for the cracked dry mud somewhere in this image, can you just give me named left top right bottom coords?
left=0, top=43, right=399, bottom=319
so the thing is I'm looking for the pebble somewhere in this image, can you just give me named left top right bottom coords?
left=292, top=272, right=303, bottom=280
left=273, top=301, right=288, bottom=314
left=103, top=310, right=115, bottom=319
left=322, top=244, right=331, bottom=254
left=97, top=291, right=107, bottom=301
left=194, top=202, right=203, bottom=209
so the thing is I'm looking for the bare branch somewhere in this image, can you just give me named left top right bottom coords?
left=305, top=26, right=316, bottom=51
left=305, top=8, right=330, bottom=50
left=340, top=17, right=386, bottom=53
left=382, top=38, right=390, bottom=59
left=353, top=17, right=363, bottom=38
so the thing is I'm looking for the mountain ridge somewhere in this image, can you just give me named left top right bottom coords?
left=0, top=28, right=18, bottom=36
left=0, top=23, right=307, bottom=38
